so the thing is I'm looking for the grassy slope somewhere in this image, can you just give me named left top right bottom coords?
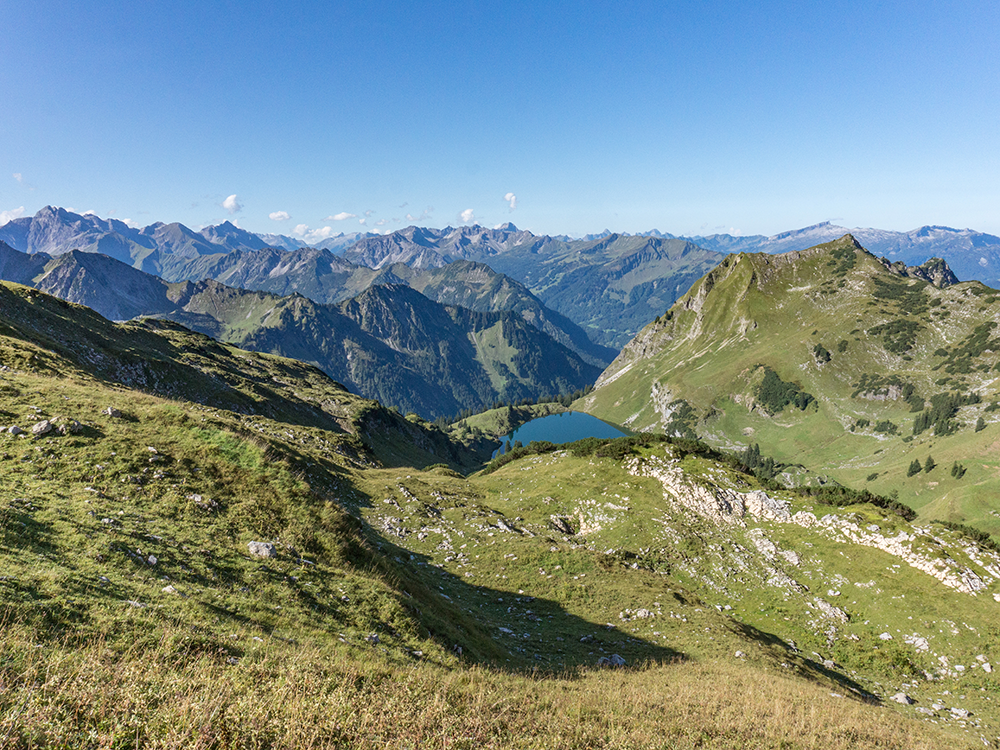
left=581, top=236, right=1000, bottom=533
left=0, top=281, right=991, bottom=748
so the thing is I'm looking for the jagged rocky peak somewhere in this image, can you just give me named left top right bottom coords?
left=880, top=255, right=959, bottom=288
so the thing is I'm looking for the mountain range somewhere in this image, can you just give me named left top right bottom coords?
left=7, top=207, right=1000, bottom=351
left=0, top=241, right=599, bottom=418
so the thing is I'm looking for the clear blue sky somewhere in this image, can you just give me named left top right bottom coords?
left=2, top=0, right=998, bottom=238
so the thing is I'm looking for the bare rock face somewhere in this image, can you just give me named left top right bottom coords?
left=628, top=455, right=791, bottom=526
left=103, top=407, right=122, bottom=418
left=247, top=541, right=277, bottom=559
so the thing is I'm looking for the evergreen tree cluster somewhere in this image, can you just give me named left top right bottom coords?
left=755, top=367, right=815, bottom=415
left=737, top=443, right=777, bottom=481
left=912, top=391, right=981, bottom=437
left=813, top=343, right=831, bottom=364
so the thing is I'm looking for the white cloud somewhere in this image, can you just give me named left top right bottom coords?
left=504, top=192, right=517, bottom=212
left=324, top=212, right=356, bottom=221
left=404, top=206, right=434, bottom=223
left=0, top=206, right=25, bottom=226
left=459, top=208, right=475, bottom=224
left=292, top=224, right=337, bottom=243
left=359, top=218, right=367, bottom=226
left=120, top=218, right=140, bottom=228
left=375, top=219, right=388, bottom=227
left=364, top=209, right=374, bottom=217
left=13, top=173, right=22, bottom=183
left=269, top=210, right=291, bottom=221
left=82, top=210, right=97, bottom=216
left=222, top=194, right=243, bottom=214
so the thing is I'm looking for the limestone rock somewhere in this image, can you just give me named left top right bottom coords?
left=248, top=541, right=277, bottom=558
left=891, top=692, right=915, bottom=705
left=58, top=420, right=83, bottom=435
left=596, top=654, right=626, bottom=668
left=32, top=420, right=53, bottom=436
left=549, top=515, right=574, bottom=535
left=8, top=425, right=23, bottom=435
left=102, top=407, right=122, bottom=418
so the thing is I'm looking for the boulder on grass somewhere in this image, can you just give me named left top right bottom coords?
left=248, top=541, right=277, bottom=559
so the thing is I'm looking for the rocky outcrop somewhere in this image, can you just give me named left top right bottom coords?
left=628, top=454, right=1000, bottom=597
left=627, top=455, right=792, bottom=526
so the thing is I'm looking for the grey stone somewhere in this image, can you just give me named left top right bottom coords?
left=8, top=425, right=23, bottom=435
left=549, top=515, right=574, bottom=535
left=890, top=692, right=915, bottom=705
left=102, top=407, right=122, bottom=418
left=950, top=707, right=971, bottom=719
left=497, top=518, right=519, bottom=534
left=248, top=541, right=277, bottom=558
left=31, top=420, right=53, bottom=436
left=596, top=653, right=626, bottom=668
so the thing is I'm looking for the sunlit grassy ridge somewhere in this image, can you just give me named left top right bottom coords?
left=582, top=235, right=1000, bottom=533
left=0, top=280, right=992, bottom=748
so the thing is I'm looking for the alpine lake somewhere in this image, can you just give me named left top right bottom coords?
left=495, top=410, right=628, bottom=456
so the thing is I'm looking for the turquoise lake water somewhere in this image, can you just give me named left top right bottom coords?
left=495, top=411, right=628, bottom=456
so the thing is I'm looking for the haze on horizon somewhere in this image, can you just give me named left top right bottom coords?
left=2, top=0, right=998, bottom=238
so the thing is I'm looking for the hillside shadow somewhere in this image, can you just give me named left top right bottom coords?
left=725, top=619, right=878, bottom=703
left=351, top=531, right=686, bottom=678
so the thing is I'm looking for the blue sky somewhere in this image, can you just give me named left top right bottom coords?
left=2, top=0, right=998, bottom=238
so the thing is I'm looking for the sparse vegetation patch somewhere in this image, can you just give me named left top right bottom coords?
left=867, top=318, right=923, bottom=355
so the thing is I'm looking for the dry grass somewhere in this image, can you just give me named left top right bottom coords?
left=0, top=623, right=965, bottom=750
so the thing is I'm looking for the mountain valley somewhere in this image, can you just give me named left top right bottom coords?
left=1, top=280, right=998, bottom=748
left=6, top=208, right=1000, bottom=747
